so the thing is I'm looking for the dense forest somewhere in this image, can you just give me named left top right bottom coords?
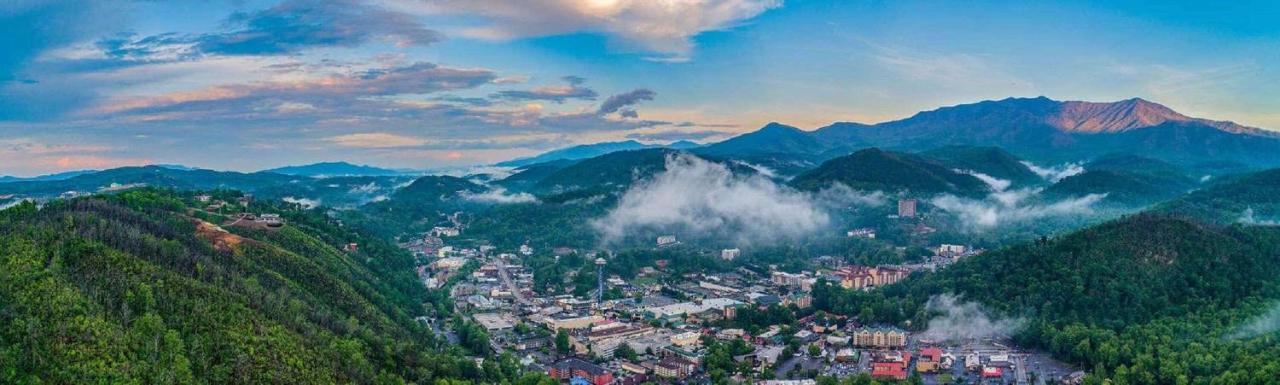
left=814, top=214, right=1280, bottom=384
left=0, top=189, right=552, bottom=385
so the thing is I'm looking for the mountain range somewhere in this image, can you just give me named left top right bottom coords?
left=261, top=161, right=414, bottom=177
left=511, top=97, right=1280, bottom=173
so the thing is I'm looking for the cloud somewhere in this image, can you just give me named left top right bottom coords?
left=325, top=132, right=429, bottom=148
left=918, top=294, right=1025, bottom=342
left=493, top=76, right=598, bottom=103
left=1021, top=161, right=1084, bottom=183
left=930, top=188, right=1107, bottom=231
left=812, top=183, right=889, bottom=208
left=592, top=153, right=831, bottom=245
left=1238, top=208, right=1280, bottom=226
left=957, top=169, right=1012, bottom=192
left=412, top=0, right=781, bottom=60
left=0, top=138, right=150, bottom=176
left=282, top=196, right=321, bottom=209
left=1229, top=303, right=1280, bottom=339
left=598, top=88, right=656, bottom=115
left=103, top=0, right=441, bottom=59
left=460, top=187, right=538, bottom=204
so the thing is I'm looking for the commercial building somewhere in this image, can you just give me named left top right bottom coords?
left=852, top=327, right=907, bottom=348
left=548, top=358, right=614, bottom=385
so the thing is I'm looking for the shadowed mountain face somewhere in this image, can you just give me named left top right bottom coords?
left=738, top=97, right=1280, bottom=167
left=494, top=97, right=1280, bottom=173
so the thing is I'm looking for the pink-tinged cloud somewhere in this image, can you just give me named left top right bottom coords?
left=95, top=62, right=498, bottom=115
left=53, top=156, right=153, bottom=170
left=325, top=132, right=429, bottom=148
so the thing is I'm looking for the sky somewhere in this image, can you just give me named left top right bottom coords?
left=2, top=0, right=1278, bottom=176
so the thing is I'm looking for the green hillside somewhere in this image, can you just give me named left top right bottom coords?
left=0, top=189, right=538, bottom=384
left=789, top=148, right=989, bottom=196
left=1154, top=168, right=1280, bottom=224
left=919, top=145, right=1041, bottom=186
left=815, top=214, right=1280, bottom=384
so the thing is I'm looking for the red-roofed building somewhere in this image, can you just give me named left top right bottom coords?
left=916, top=347, right=943, bottom=373
left=982, top=367, right=1004, bottom=379
left=872, top=362, right=907, bottom=381
left=871, top=351, right=911, bottom=381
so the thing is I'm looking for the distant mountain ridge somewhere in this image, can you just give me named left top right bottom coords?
left=262, top=161, right=411, bottom=177
left=496, top=140, right=702, bottom=168
left=691, top=97, right=1280, bottom=168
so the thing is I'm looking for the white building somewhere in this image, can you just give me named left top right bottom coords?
left=656, top=235, right=678, bottom=247
left=720, top=248, right=741, bottom=260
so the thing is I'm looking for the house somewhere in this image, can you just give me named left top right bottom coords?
left=656, top=235, right=678, bottom=247
left=548, top=358, right=614, bottom=385
left=342, top=243, right=358, bottom=253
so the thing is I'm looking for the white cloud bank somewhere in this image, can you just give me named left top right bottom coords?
left=1238, top=208, right=1280, bottom=226
left=461, top=187, right=538, bottom=204
left=1021, top=161, right=1084, bottom=183
left=918, top=294, right=1025, bottom=342
left=592, top=154, right=835, bottom=245
left=931, top=172, right=1106, bottom=231
left=282, top=196, right=320, bottom=209
left=1229, top=304, right=1280, bottom=339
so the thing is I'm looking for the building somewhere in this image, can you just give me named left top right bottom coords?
left=870, top=351, right=911, bottom=381
left=834, top=266, right=908, bottom=290
left=548, top=358, right=613, bottom=385
left=256, top=213, right=284, bottom=227
left=936, top=244, right=967, bottom=256
left=654, top=357, right=697, bottom=379
left=656, top=235, right=678, bottom=247
left=472, top=313, right=516, bottom=334
left=519, top=244, right=534, bottom=256
left=432, top=226, right=460, bottom=237
left=871, top=361, right=907, bottom=381
left=916, top=347, right=943, bottom=373
left=342, top=243, right=358, bottom=253
left=846, top=228, right=876, bottom=239
left=644, top=298, right=742, bottom=320
left=720, top=248, right=741, bottom=260
left=897, top=199, right=917, bottom=218
left=670, top=331, right=701, bottom=347
left=852, top=327, right=907, bottom=348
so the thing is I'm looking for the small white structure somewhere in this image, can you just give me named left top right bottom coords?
left=720, top=248, right=741, bottom=260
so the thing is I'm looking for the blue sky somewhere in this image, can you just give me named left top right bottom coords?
left=1, top=0, right=1277, bottom=176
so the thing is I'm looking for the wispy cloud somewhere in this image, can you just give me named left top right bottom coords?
left=492, top=76, right=598, bottom=103
left=325, top=132, right=429, bottom=148
left=404, top=0, right=781, bottom=61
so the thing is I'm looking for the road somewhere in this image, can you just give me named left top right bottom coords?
left=1014, top=354, right=1029, bottom=385
left=496, top=256, right=531, bottom=306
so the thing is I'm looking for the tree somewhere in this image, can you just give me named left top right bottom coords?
left=807, top=344, right=821, bottom=357
left=614, top=343, right=638, bottom=362
left=555, top=329, right=571, bottom=355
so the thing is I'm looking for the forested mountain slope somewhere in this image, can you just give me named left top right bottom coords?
left=0, top=189, right=539, bottom=384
